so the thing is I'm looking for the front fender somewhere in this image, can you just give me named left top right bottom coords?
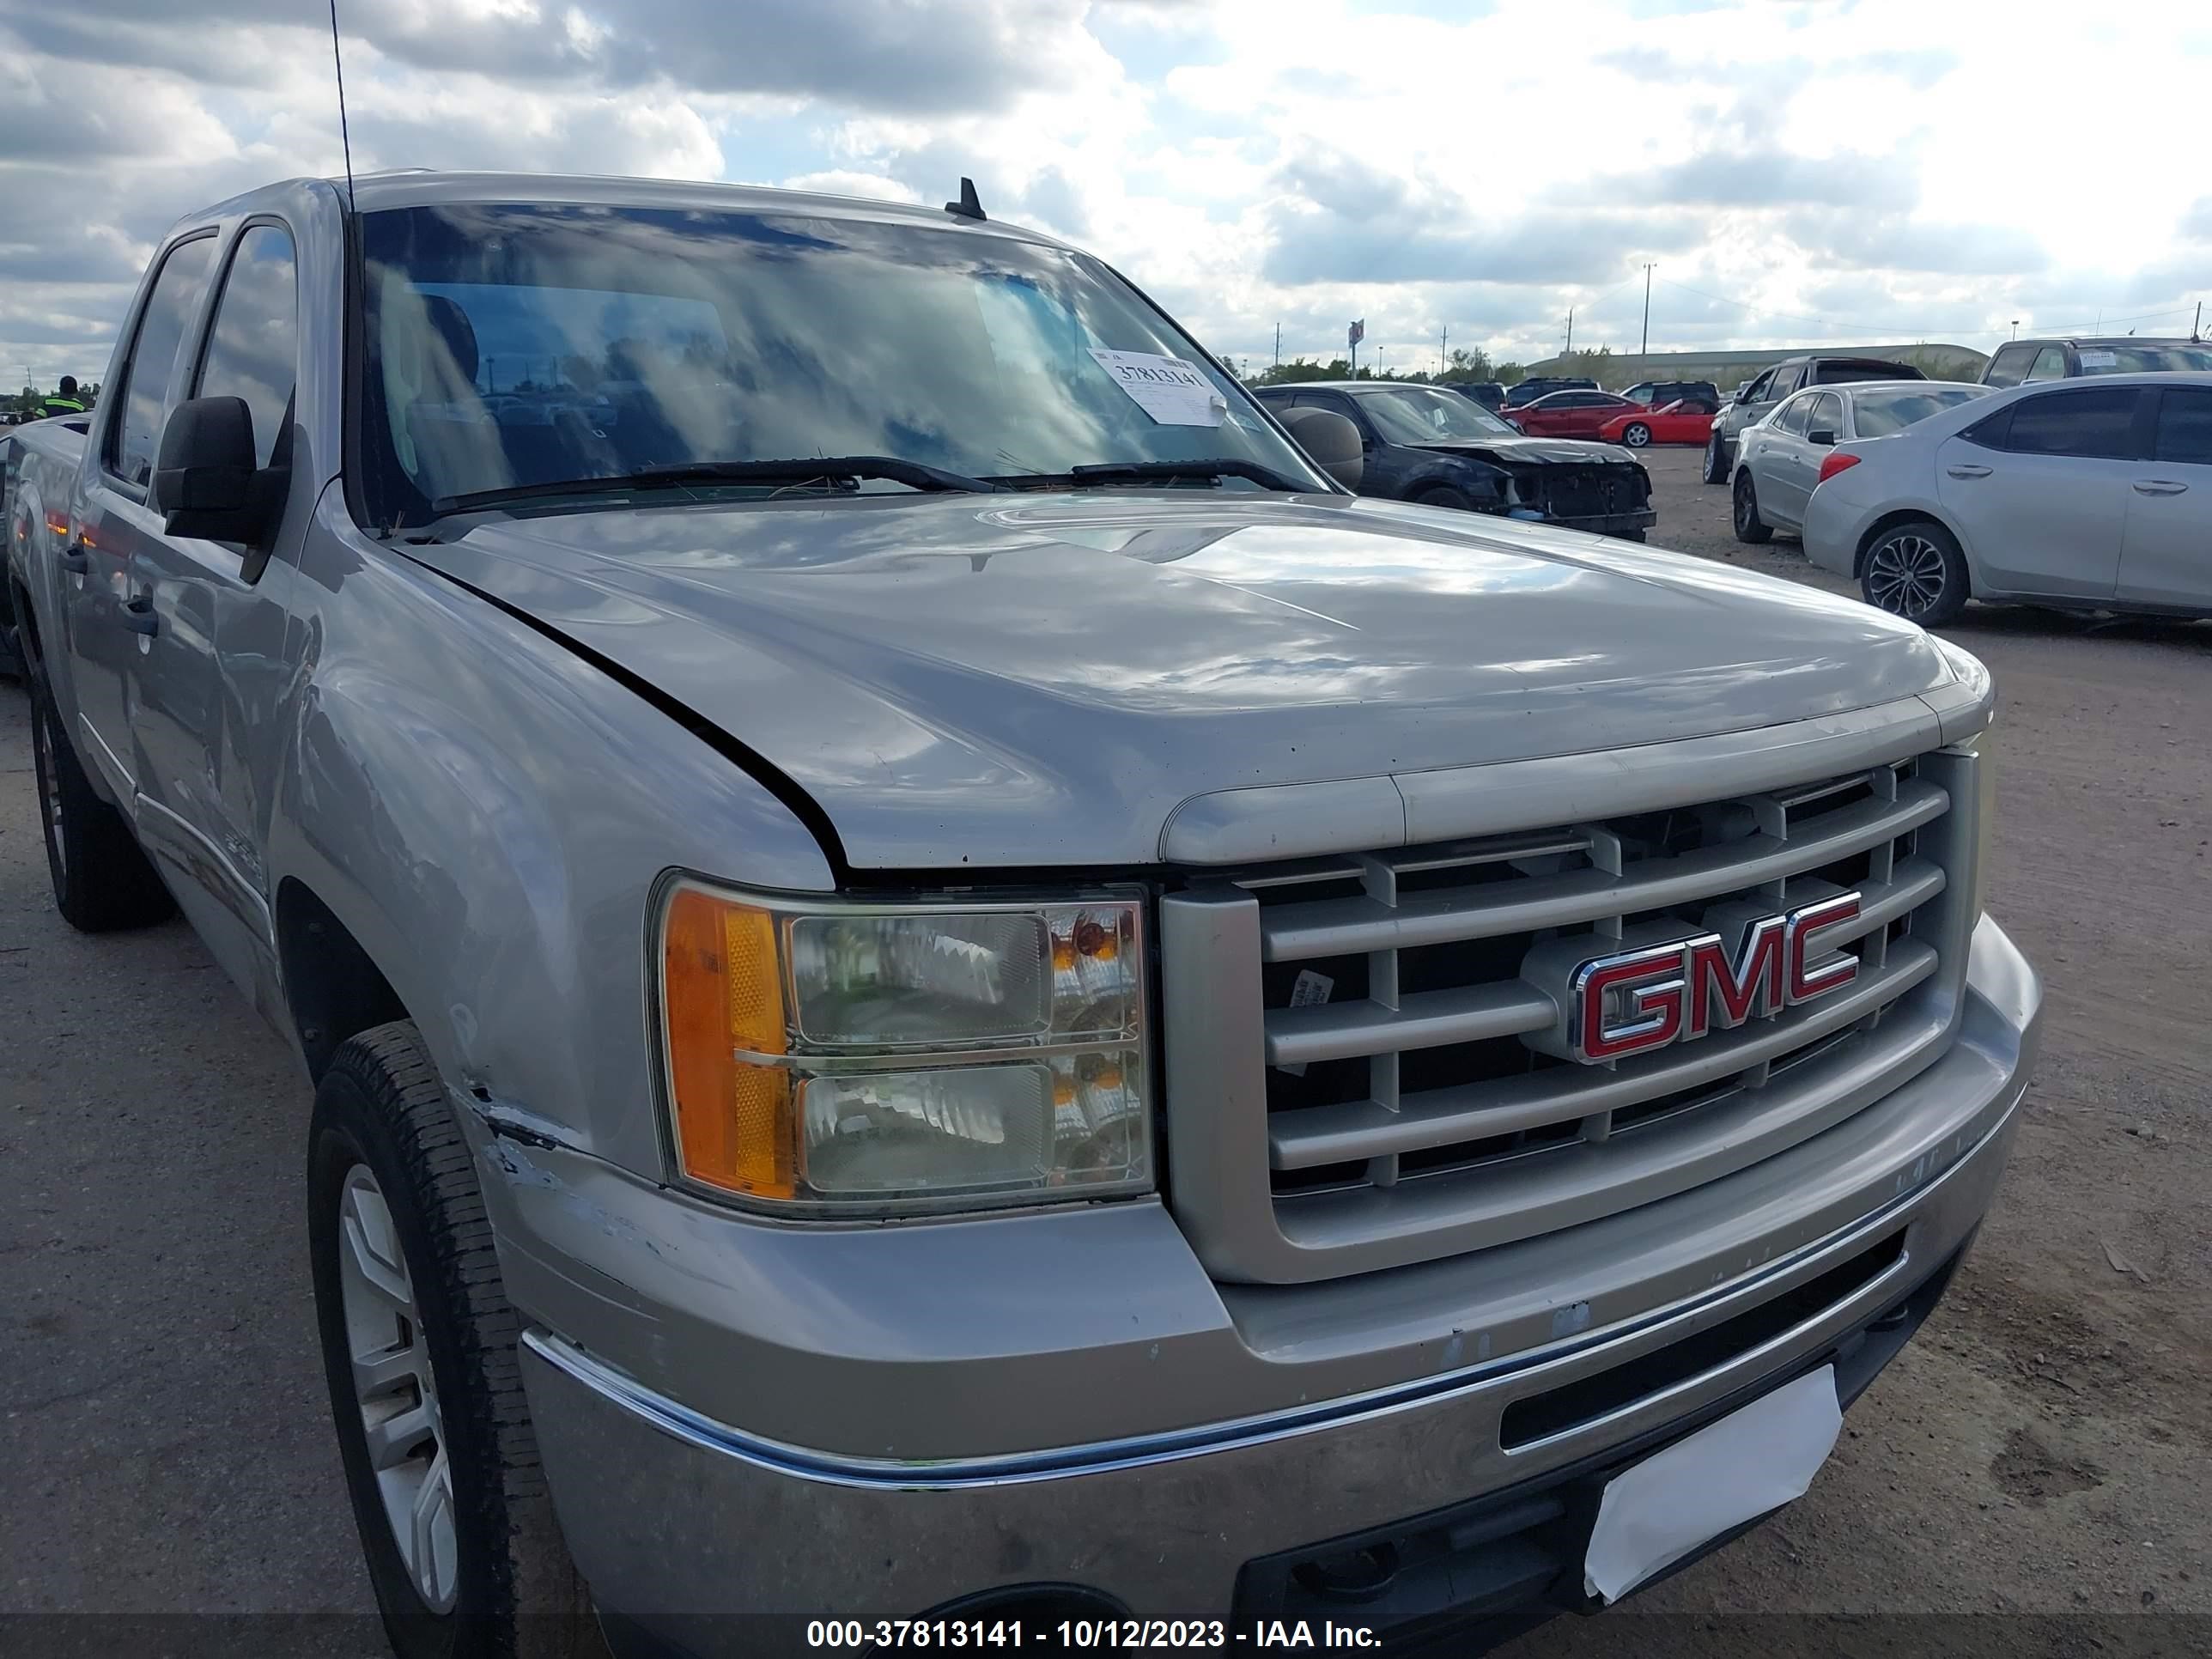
left=267, top=509, right=836, bottom=1182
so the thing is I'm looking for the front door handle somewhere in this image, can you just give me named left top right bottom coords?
left=60, top=544, right=89, bottom=573
left=2131, top=479, right=2189, bottom=496
left=123, top=596, right=160, bottom=637
left=1946, top=464, right=1991, bottom=479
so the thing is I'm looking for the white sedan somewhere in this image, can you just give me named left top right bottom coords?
left=1799, top=372, right=2212, bottom=624
left=1729, top=381, right=1990, bottom=549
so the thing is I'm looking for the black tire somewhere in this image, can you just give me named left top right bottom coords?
left=25, top=659, right=176, bottom=932
left=309, top=1023, right=602, bottom=1659
left=1702, top=431, right=1731, bottom=484
left=1620, top=422, right=1652, bottom=448
left=1413, top=484, right=1471, bottom=510
left=1859, top=520, right=1969, bottom=627
left=1731, top=469, right=1773, bottom=545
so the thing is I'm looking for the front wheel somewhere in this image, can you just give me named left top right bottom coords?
left=1413, top=485, right=1471, bottom=510
left=309, top=1023, right=602, bottom=1659
left=1732, top=469, right=1773, bottom=544
left=1861, top=520, right=1969, bottom=626
left=1702, top=431, right=1731, bottom=484
left=1620, top=422, right=1651, bottom=448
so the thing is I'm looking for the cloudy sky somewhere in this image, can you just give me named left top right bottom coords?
left=3, top=0, right=2209, bottom=389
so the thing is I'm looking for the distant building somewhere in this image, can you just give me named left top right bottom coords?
left=1522, top=343, right=1990, bottom=392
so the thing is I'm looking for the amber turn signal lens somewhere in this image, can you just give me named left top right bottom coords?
left=659, top=886, right=794, bottom=1198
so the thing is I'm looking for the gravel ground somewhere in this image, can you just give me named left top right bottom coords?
left=2, top=447, right=2206, bottom=1656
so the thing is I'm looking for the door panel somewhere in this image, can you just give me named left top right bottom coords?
left=2118, top=388, right=2212, bottom=609
left=126, top=220, right=301, bottom=990
left=66, top=234, right=218, bottom=794
left=1936, top=437, right=2126, bottom=599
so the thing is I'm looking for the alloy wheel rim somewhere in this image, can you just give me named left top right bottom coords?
left=1734, top=477, right=1755, bottom=531
left=1625, top=425, right=1649, bottom=447
left=1866, top=535, right=1948, bottom=618
left=336, top=1166, right=459, bottom=1614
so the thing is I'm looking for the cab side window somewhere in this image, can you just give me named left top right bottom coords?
left=106, top=236, right=217, bottom=489
left=195, top=224, right=301, bottom=471
left=1984, top=343, right=2033, bottom=388
left=2002, top=388, right=2142, bottom=459
left=2022, top=346, right=2068, bottom=384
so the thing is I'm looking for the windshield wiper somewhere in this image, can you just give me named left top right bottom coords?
left=428, top=455, right=995, bottom=516
left=992, top=459, right=1310, bottom=493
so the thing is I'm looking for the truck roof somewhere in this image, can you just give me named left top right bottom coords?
left=181, top=170, right=1076, bottom=253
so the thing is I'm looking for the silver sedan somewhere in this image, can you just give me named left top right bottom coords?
left=1730, top=381, right=1991, bottom=549
left=1802, top=372, right=2212, bottom=625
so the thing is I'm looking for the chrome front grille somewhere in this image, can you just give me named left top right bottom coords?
left=1159, top=744, right=1984, bottom=1285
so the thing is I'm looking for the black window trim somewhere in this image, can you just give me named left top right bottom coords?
left=99, top=228, right=222, bottom=501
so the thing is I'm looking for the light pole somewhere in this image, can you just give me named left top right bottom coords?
left=2009, top=320, right=2019, bottom=340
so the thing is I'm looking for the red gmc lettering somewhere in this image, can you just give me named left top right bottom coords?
left=1574, top=894, right=1863, bottom=1061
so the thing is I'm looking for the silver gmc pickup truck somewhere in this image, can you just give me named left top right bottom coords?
left=5, top=171, right=2039, bottom=1657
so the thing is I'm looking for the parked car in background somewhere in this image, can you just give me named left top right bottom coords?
left=1731, top=381, right=1992, bottom=548
left=1507, top=388, right=1644, bottom=439
left=1620, top=380, right=1721, bottom=413
left=1979, top=336, right=2212, bottom=388
left=1704, top=356, right=1927, bottom=483
left=1501, top=374, right=1599, bottom=409
left=1256, top=380, right=1656, bottom=538
left=1802, top=373, right=2212, bottom=623
left=1449, top=380, right=1507, bottom=410
left=1597, top=398, right=1715, bottom=449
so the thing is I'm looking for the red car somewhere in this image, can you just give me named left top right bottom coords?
left=1595, top=398, right=1716, bottom=450
left=1505, top=388, right=1643, bottom=438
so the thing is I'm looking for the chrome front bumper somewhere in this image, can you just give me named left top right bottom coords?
left=517, top=918, right=2038, bottom=1632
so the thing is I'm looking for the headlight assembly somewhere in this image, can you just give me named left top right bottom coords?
left=653, top=878, right=1151, bottom=1216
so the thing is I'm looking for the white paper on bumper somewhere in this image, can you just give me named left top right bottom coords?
left=1582, top=1364, right=1843, bottom=1604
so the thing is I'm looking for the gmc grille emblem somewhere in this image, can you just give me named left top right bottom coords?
left=1561, top=892, right=1863, bottom=1064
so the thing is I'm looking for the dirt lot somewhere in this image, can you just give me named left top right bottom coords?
left=2, top=447, right=2207, bottom=1655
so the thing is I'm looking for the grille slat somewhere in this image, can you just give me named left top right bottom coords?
left=1267, top=940, right=1938, bottom=1171
left=1258, top=780, right=1947, bottom=963
left=1265, top=981, right=1555, bottom=1067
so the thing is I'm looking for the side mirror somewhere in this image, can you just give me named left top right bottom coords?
left=1807, top=428, right=1838, bottom=447
left=154, top=397, right=283, bottom=549
left=1275, top=406, right=1364, bottom=490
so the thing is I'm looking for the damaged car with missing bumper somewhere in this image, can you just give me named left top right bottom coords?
left=1256, top=379, right=1656, bottom=539
left=6, top=170, right=2037, bottom=1656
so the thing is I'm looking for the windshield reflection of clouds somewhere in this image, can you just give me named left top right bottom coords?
left=358, top=203, right=1316, bottom=526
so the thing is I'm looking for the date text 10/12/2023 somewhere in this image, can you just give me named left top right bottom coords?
left=806, top=1619, right=1382, bottom=1649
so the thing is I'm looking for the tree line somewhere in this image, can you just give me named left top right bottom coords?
left=1242, top=345, right=1622, bottom=389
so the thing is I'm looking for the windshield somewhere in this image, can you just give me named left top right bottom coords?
left=356, top=202, right=1322, bottom=526
left=1355, top=386, right=1520, bottom=443
left=1851, top=385, right=1992, bottom=438
left=2073, top=343, right=2212, bottom=374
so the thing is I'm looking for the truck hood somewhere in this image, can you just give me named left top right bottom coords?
left=406, top=491, right=1960, bottom=869
left=1415, top=437, right=1640, bottom=466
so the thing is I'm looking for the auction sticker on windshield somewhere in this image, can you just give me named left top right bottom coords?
left=1089, top=347, right=1224, bottom=425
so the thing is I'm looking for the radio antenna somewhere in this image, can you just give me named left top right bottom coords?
left=329, top=0, right=358, bottom=213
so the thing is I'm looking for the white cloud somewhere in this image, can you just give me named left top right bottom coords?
left=1, top=0, right=2207, bottom=389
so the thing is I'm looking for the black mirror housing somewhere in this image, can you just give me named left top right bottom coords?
left=1274, top=405, right=1365, bottom=491
left=1807, top=427, right=1838, bottom=447
left=155, top=396, right=276, bottom=544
